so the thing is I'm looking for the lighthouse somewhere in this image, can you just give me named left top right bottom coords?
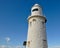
left=26, top=4, right=48, bottom=48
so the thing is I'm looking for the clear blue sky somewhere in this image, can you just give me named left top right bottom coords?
left=0, top=0, right=60, bottom=48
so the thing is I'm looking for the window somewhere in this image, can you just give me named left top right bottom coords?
left=33, top=19, right=36, bottom=22
left=42, top=21, right=45, bottom=28
left=42, top=22, right=44, bottom=24
left=30, top=22, right=32, bottom=26
left=33, top=19, right=36, bottom=24
left=43, top=40, right=46, bottom=41
left=43, top=39, right=47, bottom=47
left=28, top=41, right=30, bottom=47
left=32, top=8, right=38, bottom=12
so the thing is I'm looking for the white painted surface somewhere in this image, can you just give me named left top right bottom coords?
left=31, top=4, right=43, bottom=16
left=26, top=4, right=48, bottom=48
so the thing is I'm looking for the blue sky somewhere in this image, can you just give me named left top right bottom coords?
left=0, top=0, right=60, bottom=48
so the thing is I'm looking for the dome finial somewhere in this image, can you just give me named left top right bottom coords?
left=35, top=4, right=39, bottom=6
left=33, top=3, right=40, bottom=7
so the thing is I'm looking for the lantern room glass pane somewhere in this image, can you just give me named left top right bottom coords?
left=32, top=8, right=38, bottom=12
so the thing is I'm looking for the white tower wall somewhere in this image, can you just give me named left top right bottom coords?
left=26, top=4, right=48, bottom=48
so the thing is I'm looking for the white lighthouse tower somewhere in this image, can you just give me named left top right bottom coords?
left=26, top=4, right=48, bottom=48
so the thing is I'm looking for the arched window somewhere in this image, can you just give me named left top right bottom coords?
left=33, top=19, right=36, bottom=24
left=30, top=22, right=32, bottom=26
left=41, top=22, right=44, bottom=28
left=43, top=40, right=47, bottom=48
left=33, top=19, right=36, bottom=22
left=28, top=41, right=30, bottom=47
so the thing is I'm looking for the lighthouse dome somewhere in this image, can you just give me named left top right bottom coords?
left=31, top=4, right=43, bottom=16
